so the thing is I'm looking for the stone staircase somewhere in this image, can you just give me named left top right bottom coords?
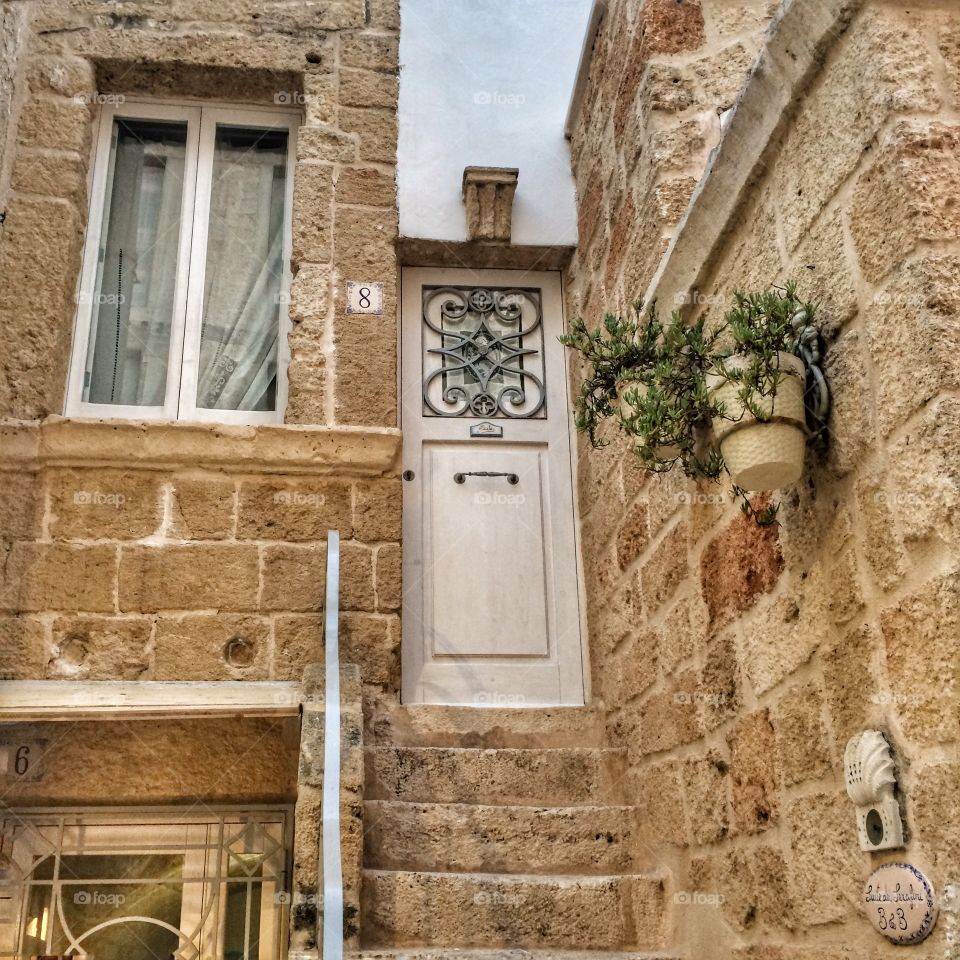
left=355, top=704, right=675, bottom=960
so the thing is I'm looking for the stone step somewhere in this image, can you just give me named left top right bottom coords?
left=365, top=747, right=626, bottom=806
left=366, top=702, right=607, bottom=749
left=361, top=870, right=667, bottom=951
left=364, top=802, right=633, bottom=874
left=351, top=951, right=680, bottom=959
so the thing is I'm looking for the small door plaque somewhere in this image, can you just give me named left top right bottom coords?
left=0, top=741, right=46, bottom=782
left=345, top=281, right=384, bottom=315
left=470, top=421, right=503, bottom=438
left=863, top=862, right=938, bottom=944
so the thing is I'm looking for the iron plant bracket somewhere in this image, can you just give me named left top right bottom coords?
left=791, top=309, right=831, bottom=450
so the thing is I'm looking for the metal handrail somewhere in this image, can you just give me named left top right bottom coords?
left=321, top=530, right=343, bottom=960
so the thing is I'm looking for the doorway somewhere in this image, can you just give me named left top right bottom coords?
left=400, top=268, right=584, bottom=706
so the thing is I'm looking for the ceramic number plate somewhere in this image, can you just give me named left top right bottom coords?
left=345, top=280, right=384, bottom=315
left=863, top=862, right=938, bottom=944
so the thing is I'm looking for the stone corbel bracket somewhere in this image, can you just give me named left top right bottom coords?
left=462, top=166, right=519, bottom=243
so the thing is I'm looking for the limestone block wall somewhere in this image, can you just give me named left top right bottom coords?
left=0, top=1, right=26, bottom=208
left=0, top=1, right=403, bottom=699
left=566, top=1, right=960, bottom=957
left=0, top=716, right=301, bottom=805
left=568, top=0, right=777, bottom=325
left=0, top=421, right=401, bottom=695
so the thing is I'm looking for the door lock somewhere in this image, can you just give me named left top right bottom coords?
left=453, top=471, right=519, bottom=485
left=402, top=470, right=415, bottom=481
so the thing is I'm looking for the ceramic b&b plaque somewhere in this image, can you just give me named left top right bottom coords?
left=863, top=862, right=938, bottom=944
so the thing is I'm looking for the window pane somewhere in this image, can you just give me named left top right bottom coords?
left=6, top=814, right=288, bottom=960
left=22, top=854, right=183, bottom=960
left=84, top=118, right=187, bottom=406
left=223, top=857, right=263, bottom=960
left=196, top=124, right=288, bottom=412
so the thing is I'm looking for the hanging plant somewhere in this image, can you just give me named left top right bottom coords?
left=709, top=287, right=813, bottom=503
left=561, top=282, right=828, bottom=526
left=562, top=299, right=663, bottom=447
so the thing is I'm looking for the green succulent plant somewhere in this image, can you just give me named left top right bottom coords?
left=561, top=283, right=818, bottom=526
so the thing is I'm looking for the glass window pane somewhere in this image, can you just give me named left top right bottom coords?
left=84, top=118, right=188, bottom=407
left=223, top=858, right=262, bottom=960
left=196, top=124, right=288, bottom=412
left=7, top=814, right=288, bottom=960
left=22, top=854, right=183, bottom=960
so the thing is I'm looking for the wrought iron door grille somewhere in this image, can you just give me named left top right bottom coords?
left=0, top=809, right=290, bottom=960
left=421, top=285, right=546, bottom=418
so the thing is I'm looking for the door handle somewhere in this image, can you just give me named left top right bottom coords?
left=453, top=471, right=519, bottom=485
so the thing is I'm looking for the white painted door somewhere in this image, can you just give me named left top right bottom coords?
left=401, top=268, right=584, bottom=706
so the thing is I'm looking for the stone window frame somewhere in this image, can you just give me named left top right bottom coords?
left=65, top=97, right=301, bottom=426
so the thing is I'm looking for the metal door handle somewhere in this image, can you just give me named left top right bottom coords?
left=454, top=471, right=519, bottom=485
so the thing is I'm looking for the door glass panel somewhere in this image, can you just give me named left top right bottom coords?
left=83, top=118, right=188, bottom=406
left=0, top=812, right=289, bottom=960
left=421, top=286, right=546, bottom=418
left=223, top=858, right=262, bottom=960
left=22, top=854, right=183, bottom=960
left=196, top=124, right=289, bottom=412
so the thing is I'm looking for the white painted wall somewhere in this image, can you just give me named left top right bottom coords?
left=398, top=0, right=592, bottom=246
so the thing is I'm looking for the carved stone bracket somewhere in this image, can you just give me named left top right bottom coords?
left=462, top=166, right=519, bottom=243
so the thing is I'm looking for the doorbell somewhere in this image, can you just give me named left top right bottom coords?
left=844, top=730, right=905, bottom=852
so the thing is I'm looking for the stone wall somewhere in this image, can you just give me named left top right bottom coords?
left=568, top=0, right=777, bottom=324
left=0, top=1, right=403, bottom=700
left=0, top=715, right=301, bottom=805
left=0, top=420, right=401, bottom=695
left=0, top=1, right=26, bottom=211
left=566, top=1, right=960, bottom=957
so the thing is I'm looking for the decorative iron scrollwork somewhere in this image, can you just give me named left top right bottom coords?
left=791, top=308, right=831, bottom=448
left=422, top=286, right=546, bottom=418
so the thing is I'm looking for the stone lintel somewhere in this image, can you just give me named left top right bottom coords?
left=0, top=417, right=402, bottom=477
left=462, top=165, right=520, bottom=243
left=0, top=680, right=303, bottom=721
left=396, top=236, right=574, bottom=270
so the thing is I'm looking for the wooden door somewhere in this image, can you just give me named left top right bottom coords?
left=400, top=268, right=584, bottom=705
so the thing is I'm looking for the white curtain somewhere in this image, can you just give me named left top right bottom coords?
left=196, top=140, right=286, bottom=411
left=85, top=125, right=185, bottom=407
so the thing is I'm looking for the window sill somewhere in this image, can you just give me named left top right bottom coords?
left=1, top=416, right=401, bottom=476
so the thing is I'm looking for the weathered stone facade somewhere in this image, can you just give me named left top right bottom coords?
left=0, top=420, right=401, bottom=688
left=1, top=0, right=959, bottom=957
left=566, top=1, right=960, bottom=957
left=0, top=7, right=400, bottom=950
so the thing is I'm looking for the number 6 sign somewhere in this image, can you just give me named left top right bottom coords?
left=345, top=281, right=384, bottom=315
left=0, top=741, right=46, bottom=782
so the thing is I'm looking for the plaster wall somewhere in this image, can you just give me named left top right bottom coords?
left=397, top=0, right=591, bottom=244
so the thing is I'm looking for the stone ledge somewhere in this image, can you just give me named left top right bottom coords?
left=0, top=680, right=303, bottom=720
left=0, top=417, right=402, bottom=477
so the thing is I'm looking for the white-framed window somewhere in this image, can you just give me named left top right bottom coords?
left=66, top=101, right=299, bottom=425
left=0, top=807, right=292, bottom=960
